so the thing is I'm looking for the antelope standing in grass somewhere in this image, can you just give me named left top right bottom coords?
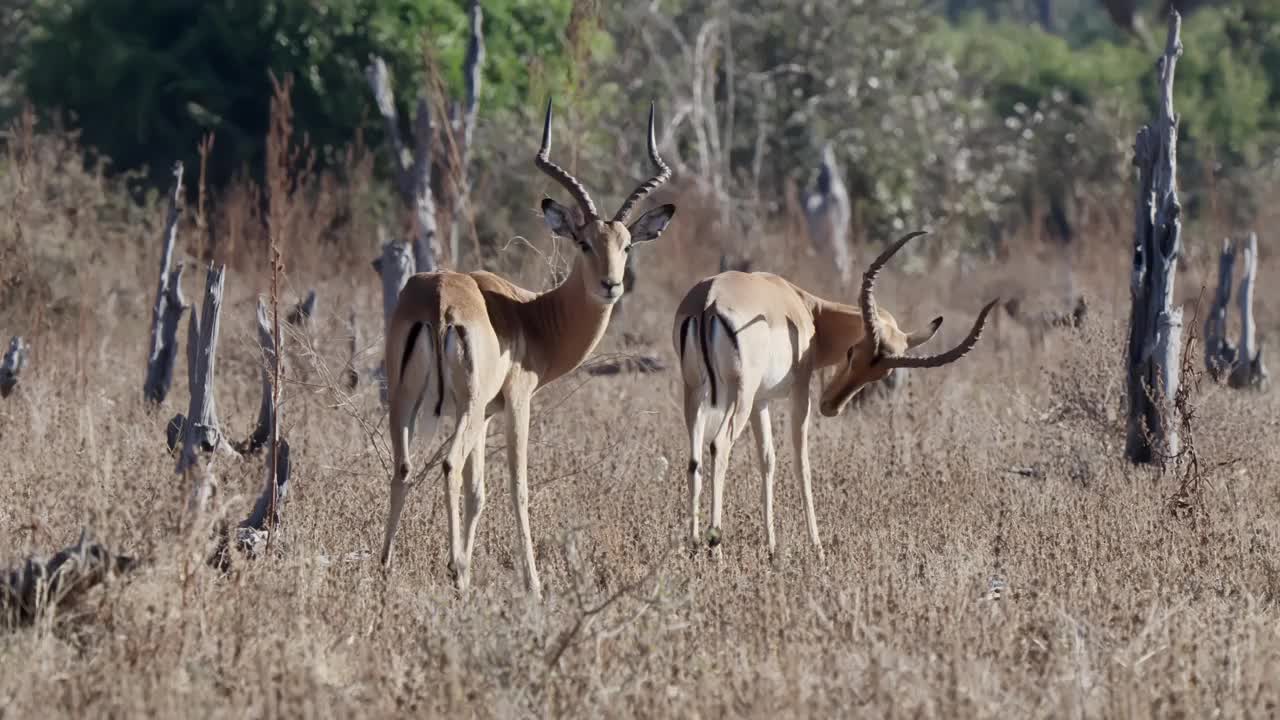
left=673, top=231, right=997, bottom=555
left=382, top=101, right=676, bottom=597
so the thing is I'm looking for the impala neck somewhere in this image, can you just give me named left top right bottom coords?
left=532, top=259, right=614, bottom=387
left=809, top=296, right=867, bottom=369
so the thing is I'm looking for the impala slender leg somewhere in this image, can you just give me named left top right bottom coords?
left=791, top=380, right=823, bottom=557
left=460, top=417, right=489, bottom=576
left=751, top=404, right=777, bottom=557
left=443, top=405, right=479, bottom=590
left=708, top=414, right=731, bottom=555
left=684, top=384, right=706, bottom=550
left=381, top=376, right=432, bottom=569
left=504, top=388, right=542, bottom=598
left=709, top=388, right=755, bottom=553
left=382, top=421, right=412, bottom=569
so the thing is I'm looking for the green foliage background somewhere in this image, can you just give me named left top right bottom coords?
left=6, top=0, right=1280, bottom=241
left=16, top=0, right=576, bottom=187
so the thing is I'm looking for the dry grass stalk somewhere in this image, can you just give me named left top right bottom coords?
left=4, top=11, right=1280, bottom=714
left=195, top=132, right=215, bottom=262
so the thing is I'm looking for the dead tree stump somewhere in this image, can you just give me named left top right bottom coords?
left=214, top=298, right=292, bottom=568
left=244, top=298, right=279, bottom=454
left=0, top=336, right=27, bottom=398
left=2, top=531, right=137, bottom=628
left=143, top=162, right=188, bottom=405
left=1203, top=238, right=1237, bottom=379
left=173, top=264, right=235, bottom=514
left=372, top=238, right=415, bottom=403
left=286, top=289, right=317, bottom=328
left=226, top=439, right=292, bottom=565
left=1228, top=232, right=1268, bottom=389
left=373, top=238, right=415, bottom=328
left=344, top=309, right=360, bottom=390
left=1125, top=11, right=1184, bottom=465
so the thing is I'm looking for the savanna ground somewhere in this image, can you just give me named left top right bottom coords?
left=1, top=126, right=1279, bottom=719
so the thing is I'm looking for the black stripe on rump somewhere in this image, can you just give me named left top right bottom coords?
left=400, top=322, right=425, bottom=384
left=433, top=325, right=446, bottom=417
left=699, top=313, right=717, bottom=407
left=679, top=316, right=694, bottom=361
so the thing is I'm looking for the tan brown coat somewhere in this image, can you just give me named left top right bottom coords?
left=380, top=101, right=676, bottom=598
left=672, top=231, right=997, bottom=555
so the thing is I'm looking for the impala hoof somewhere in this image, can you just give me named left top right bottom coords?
left=707, top=528, right=722, bottom=548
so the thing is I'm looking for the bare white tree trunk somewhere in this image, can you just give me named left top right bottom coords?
left=144, top=162, right=188, bottom=404
left=447, top=0, right=485, bottom=267
left=804, top=143, right=853, bottom=285
left=367, top=5, right=485, bottom=274
left=1229, top=231, right=1269, bottom=389
left=367, top=58, right=439, bottom=273
left=0, top=336, right=27, bottom=398
left=1125, top=12, right=1184, bottom=465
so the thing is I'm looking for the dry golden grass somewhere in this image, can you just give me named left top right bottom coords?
left=2, top=132, right=1280, bottom=718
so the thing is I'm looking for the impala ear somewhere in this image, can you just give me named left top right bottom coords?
left=628, top=203, right=676, bottom=243
left=541, top=197, right=577, bottom=238
left=906, top=316, right=944, bottom=349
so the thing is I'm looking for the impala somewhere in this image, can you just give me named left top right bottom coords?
left=672, top=230, right=997, bottom=555
left=382, top=101, right=676, bottom=597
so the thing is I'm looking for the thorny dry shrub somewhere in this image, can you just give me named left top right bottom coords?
left=3, top=123, right=1280, bottom=717
left=200, top=87, right=382, bottom=280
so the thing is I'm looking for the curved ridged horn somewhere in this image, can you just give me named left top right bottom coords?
left=613, top=102, right=672, bottom=224
left=536, top=98, right=598, bottom=220
left=884, top=298, right=1000, bottom=369
left=860, top=230, right=928, bottom=351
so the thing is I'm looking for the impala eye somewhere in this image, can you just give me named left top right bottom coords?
left=578, top=241, right=592, bottom=254
left=623, top=244, right=633, bottom=254
left=847, top=347, right=855, bottom=361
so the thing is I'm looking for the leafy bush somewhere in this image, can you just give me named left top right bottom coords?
left=18, top=0, right=575, bottom=188
left=938, top=7, right=1280, bottom=228
left=931, top=21, right=1144, bottom=243
left=611, top=0, right=1042, bottom=246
